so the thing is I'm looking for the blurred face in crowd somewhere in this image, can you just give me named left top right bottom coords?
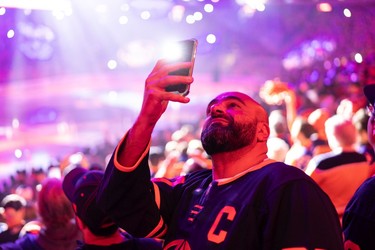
left=201, top=92, right=266, bottom=155
left=367, top=103, right=375, bottom=147
left=2, top=207, right=25, bottom=228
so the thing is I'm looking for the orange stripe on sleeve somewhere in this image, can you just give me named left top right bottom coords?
left=145, top=216, right=166, bottom=238
left=153, top=182, right=161, bottom=209
left=113, top=131, right=151, bottom=172
left=153, top=224, right=168, bottom=238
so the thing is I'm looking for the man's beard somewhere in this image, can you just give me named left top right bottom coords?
left=201, top=118, right=257, bottom=155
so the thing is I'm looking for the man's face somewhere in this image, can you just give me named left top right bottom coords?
left=201, top=92, right=258, bottom=155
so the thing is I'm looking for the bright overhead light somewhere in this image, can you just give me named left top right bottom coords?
left=317, top=3, right=332, bottom=12
left=0, top=0, right=72, bottom=11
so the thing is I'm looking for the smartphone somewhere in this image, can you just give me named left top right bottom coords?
left=165, top=39, right=198, bottom=96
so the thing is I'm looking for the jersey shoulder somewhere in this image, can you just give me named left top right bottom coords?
left=255, top=162, right=320, bottom=190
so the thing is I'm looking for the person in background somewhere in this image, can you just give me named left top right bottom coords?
left=336, top=82, right=368, bottom=121
left=259, top=80, right=297, bottom=134
left=307, top=108, right=331, bottom=156
left=352, top=107, right=375, bottom=165
left=305, top=114, right=371, bottom=222
left=0, top=194, right=26, bottom=244
left=284, top=116, right=316, bottom=171
left=14, top=184, right=37, bottom=222
left=342, top=84, right=375, bottom=250
left=180, top=139, right=211, bottom=176
left=97, top=59, right=344, bottom=249
left=268, top=109, right=291, bottom=146
left=62, top=167, right=162, bottom=250
left=0, top=178, right=82, bottom=249
left=148, top=146, right=165, bottom=177
left=266, top=110, right=290, bottom=162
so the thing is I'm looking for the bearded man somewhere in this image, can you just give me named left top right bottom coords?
left=97, top=60, right=343, bottom=250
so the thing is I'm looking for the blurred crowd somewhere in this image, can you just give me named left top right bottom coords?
left=0, top=52, right=374, bottom=248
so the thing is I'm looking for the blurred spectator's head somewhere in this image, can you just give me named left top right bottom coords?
left=352, top=108, right=369, bottom=136
left=267, top=137, right=290, bottom=162
left=268, top=110, right=289, bottom=138
left=325, top=115, right=357, bottom=150
left=38, top=178, right=75, bottom=228
left=15, top=185, right=34, bottom=203
left=149, top=146, right=165, bottom=175
left=308, top=108, right=330, bottom=140
left=181, top=158, right=207, bottom=176
left=0, top=194, right=26, bottom=228
left=364, top=84, right=375, bottom=146
left=60, top=152, right=90, bottom=178
left=31, top=168, right=47, bottom=185
left=290, top=117, right=317, bottom=146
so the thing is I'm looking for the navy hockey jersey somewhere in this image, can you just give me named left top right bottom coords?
left=97, top=139, right=343, bottom=250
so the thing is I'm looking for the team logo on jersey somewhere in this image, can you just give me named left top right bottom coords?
left=164, top=239, right=191, bottom=250
left=208, top=205, right=237, bottom=244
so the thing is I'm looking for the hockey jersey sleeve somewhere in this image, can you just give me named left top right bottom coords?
left=96, top=132, right=167, bottom=238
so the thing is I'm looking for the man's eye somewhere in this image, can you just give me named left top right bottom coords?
left=228, top=102, right=240, bottom=108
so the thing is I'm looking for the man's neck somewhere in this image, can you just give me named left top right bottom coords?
left=211, top=143, right=268, bottom=180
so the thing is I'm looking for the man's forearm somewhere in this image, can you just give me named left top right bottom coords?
left=117, top=115, right=156, bottom=167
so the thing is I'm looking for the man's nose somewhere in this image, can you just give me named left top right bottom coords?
left=210, top=103, right=224, bottom=115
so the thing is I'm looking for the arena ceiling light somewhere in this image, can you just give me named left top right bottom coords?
left=0, top=0, right=71, bottom=11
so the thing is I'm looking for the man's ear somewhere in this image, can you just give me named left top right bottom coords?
left=257, top=122, right=270, bottom=142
